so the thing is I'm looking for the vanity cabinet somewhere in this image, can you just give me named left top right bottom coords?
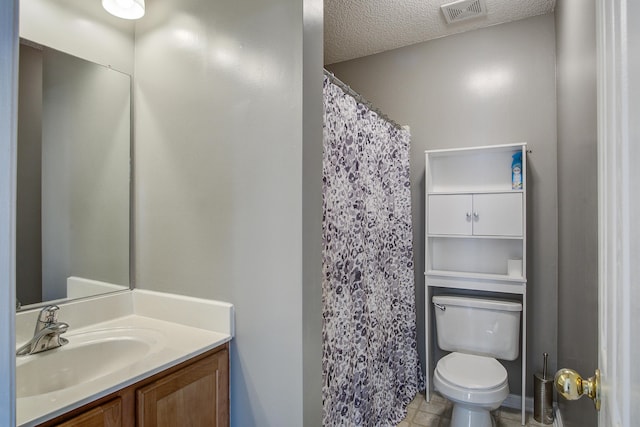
left=424, top=143, right=528, bottom=425
left=39, top=344, right=229, bottom=427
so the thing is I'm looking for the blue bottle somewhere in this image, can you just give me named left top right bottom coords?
left=512, top=152, right=522, bottom=190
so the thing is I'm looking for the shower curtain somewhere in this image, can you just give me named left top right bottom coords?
left=322, top=75, right=423, bottom=426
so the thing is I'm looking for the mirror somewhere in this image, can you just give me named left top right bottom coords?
left=16, top=40, right=131, bottom=310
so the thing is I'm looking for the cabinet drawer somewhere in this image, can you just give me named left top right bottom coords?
left=57, top=398, right=122, bottom=427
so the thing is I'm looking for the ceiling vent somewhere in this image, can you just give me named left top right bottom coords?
left=441, top=0, right=488, bottom=24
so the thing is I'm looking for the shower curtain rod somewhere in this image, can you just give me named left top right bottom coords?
left=323, top=69, right=405, bottom=131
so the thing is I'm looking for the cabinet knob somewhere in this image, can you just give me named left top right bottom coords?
left=466, top=212, right=472, bottom=220
left=473, top=212, right=479, bottom=219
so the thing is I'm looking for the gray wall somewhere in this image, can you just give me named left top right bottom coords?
left=41, top=49, right=130, bottom=300
left=134, top=0, right=317, bottom=425
left=555, top=0, right=598, bottom=425
left=16, top=43, right=42, bottom=306
left=303, top=0, right=324, bottom=425
left=328, top=14, right=558, bottom=397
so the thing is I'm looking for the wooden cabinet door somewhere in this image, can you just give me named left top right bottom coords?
left=137, top=350, right=229, bottom=427
left=472, top=193, right=523, bottom=236
left=56, top=398, right=122, bottom=427
left=428, top=194, right=472, bottom=235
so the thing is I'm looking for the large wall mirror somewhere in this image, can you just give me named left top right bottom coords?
left=17, top=0, right=134, bottom=310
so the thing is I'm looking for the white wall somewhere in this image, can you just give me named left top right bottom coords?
left=19, top=0, right=134, bottom=74
left=328, top=14, right=558, bottom=397
left=134, top=0, right=309, bottom=425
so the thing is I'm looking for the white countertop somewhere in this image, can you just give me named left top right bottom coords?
left=16, top=290, right=234, bottom=427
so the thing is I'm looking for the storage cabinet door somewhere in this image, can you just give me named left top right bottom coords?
left=57, top=398, right=122, bottom=427
left=428, top=194, right=472, bottom=235
left=137, top=350, right=229, bottom=427
left=472, top=193, right=523, bottom=236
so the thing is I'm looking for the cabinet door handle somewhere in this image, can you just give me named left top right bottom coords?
left=473, top=211, right=479, bottom=219
left=466, top=212, right=472, bottom=220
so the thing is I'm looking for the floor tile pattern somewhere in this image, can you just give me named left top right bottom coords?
left=397, top=392, right=550, bottom=427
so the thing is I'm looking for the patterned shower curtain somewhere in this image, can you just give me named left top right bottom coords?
left=322, top=75, right=424, bottom=426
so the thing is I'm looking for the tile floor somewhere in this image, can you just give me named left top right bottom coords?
left=397, top=392, right=549, bottom=427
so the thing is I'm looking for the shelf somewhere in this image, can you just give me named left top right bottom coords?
left=425, top=272, right=527, bottom=295
left=425, top=142, right=527, bottom=157
left=428, top=189, right=524, bottom=195
left=424, top=143, right=528, bottom=425
left=425, top=143, right=526, bottom=194
left=427, top=234, right=523, bottom=240
left=426, top=270, right=526, bottom=283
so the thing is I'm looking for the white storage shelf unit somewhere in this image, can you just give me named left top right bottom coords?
left=424, top=143, right=528, bottom=425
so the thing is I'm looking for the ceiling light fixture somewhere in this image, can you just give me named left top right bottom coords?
left=102, top=0, right=145, bottom=20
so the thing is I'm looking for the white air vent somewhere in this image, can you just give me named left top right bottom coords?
left=441, top=0, right=487, bottom=24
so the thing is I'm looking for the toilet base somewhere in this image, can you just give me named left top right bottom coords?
left=450, top=403, right=496, bottom=427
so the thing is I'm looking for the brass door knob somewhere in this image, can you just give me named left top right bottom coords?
left=554, top=368, right=600, bottom=411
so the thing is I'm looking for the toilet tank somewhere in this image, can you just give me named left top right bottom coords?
left=433, top=295, right=522, bottom=361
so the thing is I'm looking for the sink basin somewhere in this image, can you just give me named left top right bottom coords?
left=16, top=327, right=165, bottom=398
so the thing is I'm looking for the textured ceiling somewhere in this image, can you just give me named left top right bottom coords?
left=324, top=0, right=556, bottom=64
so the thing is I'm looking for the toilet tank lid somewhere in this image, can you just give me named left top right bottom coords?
left=433, top=295, right=522, bottom=312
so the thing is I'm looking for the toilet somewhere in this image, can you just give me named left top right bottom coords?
left=432, top=295, right=522, bottom=427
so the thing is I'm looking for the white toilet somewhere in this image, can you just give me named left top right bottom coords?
left=432, top=295, right=522, bottom=427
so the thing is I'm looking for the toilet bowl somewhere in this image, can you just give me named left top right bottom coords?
left=433, top=352, right=509, bottom=427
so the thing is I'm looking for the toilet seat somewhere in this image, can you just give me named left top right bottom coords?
left=437, top=352, right=507, bottom=389
left=434, top=352, right=509, bottom=406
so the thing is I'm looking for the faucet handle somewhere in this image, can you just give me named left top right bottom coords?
left=38, top=305, right=60, bottom=323
left=34, top=305, right=61, bottom=335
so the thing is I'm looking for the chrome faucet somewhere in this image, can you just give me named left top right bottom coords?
left=16, top=305, right=69, bottom=356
